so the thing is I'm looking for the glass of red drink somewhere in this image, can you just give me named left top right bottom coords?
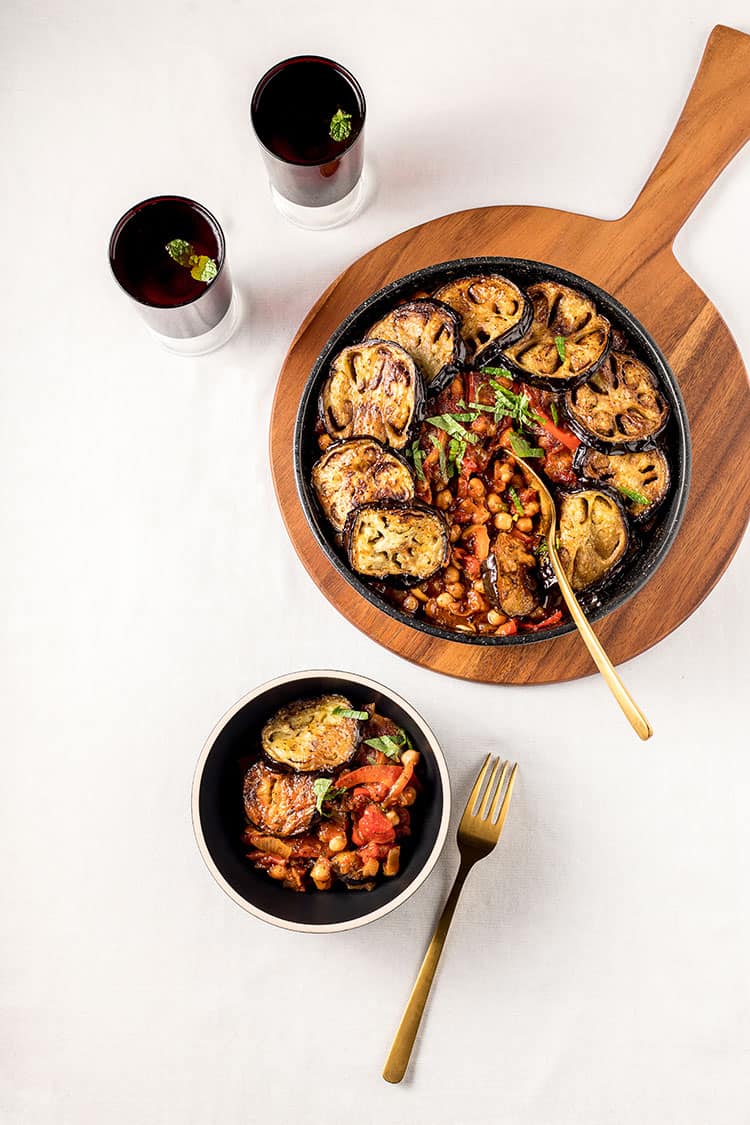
left=108, top=195, right=240, bottom=355
left=250, top=56, right=366, bottom=230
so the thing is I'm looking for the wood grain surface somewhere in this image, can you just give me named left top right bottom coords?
left=270, top=24, right=750, bottom=685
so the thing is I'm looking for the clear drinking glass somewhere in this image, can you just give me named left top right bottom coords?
left=108, top=195, right=240, bottom=355
left=250, top=56, right=366, bottom=230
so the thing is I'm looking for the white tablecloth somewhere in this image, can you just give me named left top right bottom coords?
left=2, top=2, right=749, bottom=1122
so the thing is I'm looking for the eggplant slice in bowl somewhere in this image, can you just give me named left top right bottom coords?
left=294, top=256, right=691, bottom=646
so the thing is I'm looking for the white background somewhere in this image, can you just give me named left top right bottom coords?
left=2, top=1, right=749, bottom=1122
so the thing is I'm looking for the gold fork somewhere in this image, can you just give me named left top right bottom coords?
left=507, top=452, right=653, bottom=741
left=382, top=755, right=518, bottom=1084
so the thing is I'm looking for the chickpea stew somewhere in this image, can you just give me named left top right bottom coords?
left=242, top=694, right=422, bottom=893
left=307, top=267, right=679, bottom=640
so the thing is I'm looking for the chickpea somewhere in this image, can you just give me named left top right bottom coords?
left=516, top=517, right=533, bottom=532
left=487, top=492, right=503, bottom=513
left=487, top=609, right=507, bottom=627
left=494, top=512, right=513, bottom=531
left=411, top=586, right=428, bottom=602
left=328, top=834, right=347, bottom=853
left=425, top=601, right=438, bottom=619
left=383, top=847, right=401, bottom=877
left=401, top=787, right=417, bottom=806
left=473, top=579, right=486, bottom=593
left=311, top=859, right=331, bottom=884
left=524, top=501, right=540, bottom=516
left=499, top=464, right=514, bottom=484
left=447, top=582, right=465, bottom=599
left=468, top=477, right=486, bottom=499
left=449, top=524, right=462, bottom=543
left=471, top=415, right=490, bottom=436
left=385, top=809, right=400, bottom=825
left=318, top=433, right=332, bottom=451
left=268, top=865, right=286, bottom=880
left=436, top=592, right=456, bottom=609
left=402, top=594, right=419, bottom=613
left=401, top=749, right=421, bottom=769
left=435, top=489, right=452, bottom=510
left=443, top=564, right=460, bottom=584
left=361, top=858, right=379, bottom=879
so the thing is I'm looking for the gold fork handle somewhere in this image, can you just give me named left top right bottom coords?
left=550, top=551, right=653, bottom=741
left=382, top=863, right=471, bottom=1083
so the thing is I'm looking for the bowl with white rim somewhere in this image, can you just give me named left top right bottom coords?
left=191, top=669, right=451, bottom=933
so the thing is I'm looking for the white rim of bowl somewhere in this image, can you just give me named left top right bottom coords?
left=191, top=669, right=452, bottom=934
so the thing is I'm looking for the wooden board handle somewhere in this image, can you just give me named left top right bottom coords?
left=625, top=25, right=750, bottom=250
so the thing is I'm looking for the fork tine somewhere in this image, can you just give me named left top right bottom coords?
left=465, top=753, right=493, bottom=817
left=491, top=762, right=518, bottom=830
left=479, top=758, right=503, bottom=820
left=488, top=760, right=511, bottom=821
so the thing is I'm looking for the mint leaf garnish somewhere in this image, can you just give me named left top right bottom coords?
left=165, top=239, right=218, bottom=284
left=329, top=107, right=353, bottom=142
left=555, top=336, right=567, bottom=361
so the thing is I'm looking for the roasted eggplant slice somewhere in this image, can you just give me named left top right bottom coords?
left=368, top=299, right=464, bottom=386
left=565, top=351, right=670, bottom=450
left=243, top=762, right=318, bottom=837
left=574, top=446, right=671, bottom=521
left=483, top=531, right=541, bottom=618
left=311, top=437, right=415, bottom=533
left=433, top=275, right=530, bottom=362
left=344, top=501, right=450, bottom=584
left=319, top=340, right=422, bottom=451
left=502, top=281, right=610, bottom=389
left=261, top=694, right=359, bottom=773
left=557, top=488, right=629, bottom=591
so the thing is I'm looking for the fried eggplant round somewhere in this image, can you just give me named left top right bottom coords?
left=565, top=351, right=670, bottom=450
left=344, top=501, right=450, bottom=585
left=557, top=488, right=629, bottom=591
left=574, top=445, right=671, bottom=522
left=433, top=275, right=531, bottom=363
left=243, top=761, right=318, bottom=837
left=368, top=299, right=465, bottom=387
left=261, top=694, right=359, bottom=773
left=319, top=339, right=422, bottom=452
left=502, top=281, right=610, bottom=389
left=311, top=437, right=415, bottom=533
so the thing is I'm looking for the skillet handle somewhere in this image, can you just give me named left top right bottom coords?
left=624, top=25, right=750, bottom=252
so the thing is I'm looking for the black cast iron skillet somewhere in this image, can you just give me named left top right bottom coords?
left=294, top=257, right=691, bottom=646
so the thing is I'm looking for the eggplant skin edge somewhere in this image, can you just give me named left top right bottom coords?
left=556, top=485, right=630, bottom=593
left=343, top=500, right=450, bottom=588
left=572, top=444, right=672, bottom=524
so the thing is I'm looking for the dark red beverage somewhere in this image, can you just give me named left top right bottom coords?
left=109, top=196, right=233, bottom=341
left=251, top=57, right=366, bottom=209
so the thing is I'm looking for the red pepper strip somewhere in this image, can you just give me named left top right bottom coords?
left=520, top=609, right=565, bottom=633
left=536, top=414, right=580, bottom=452
left=496, top=619, right=518, bottom=637
left=356, top=803, right=396, bottom=845
left=384, top=762, right=415, bottom=805
left=335, top=765, right=403, bottom=790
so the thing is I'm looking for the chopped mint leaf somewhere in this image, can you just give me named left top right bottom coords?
left=329, top=107, right=353, bottom=142
left=555, top=336, right=566, bottom=361
left=508, top=486, right=524, bottom=516
left=508, top=430, right=544, bottom=458
left=618, top=485, right=650, bottom=507
left=550, top=401, right=559, bottom=426
left=313, top=777, right=346, bottom=816
left=332, top=706, right=369, bottom=720
left=410, top=440, right=426, bottom=482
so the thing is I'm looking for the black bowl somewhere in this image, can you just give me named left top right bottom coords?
left=294, top=256, right=692, bottom=646
left=192, top=670, right=451, bottom=932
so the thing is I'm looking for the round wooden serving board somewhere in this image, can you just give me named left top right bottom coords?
left=270, top=25, right=750, bottom=685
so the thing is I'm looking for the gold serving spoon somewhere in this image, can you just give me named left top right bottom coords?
left=507, top=452, right=652, bottom=741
